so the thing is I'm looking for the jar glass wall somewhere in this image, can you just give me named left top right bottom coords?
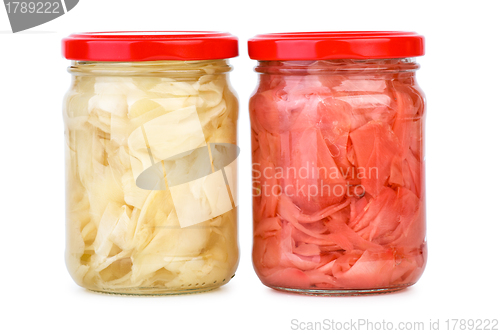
left=64, top=58, right=239, bottom=295
left=250, top=57, right=426, bottom=295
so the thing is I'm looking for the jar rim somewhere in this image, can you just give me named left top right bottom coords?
left=67, top=59, right=233, bottom=76
left=254, top=58, right=420, bottom=75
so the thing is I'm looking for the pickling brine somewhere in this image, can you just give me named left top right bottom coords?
left=63, top=32, right=239, bottom=294
left=248, top=32, right=427, bottom=295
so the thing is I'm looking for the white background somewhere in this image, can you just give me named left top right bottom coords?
left=1, top=1, right=499, bottom=333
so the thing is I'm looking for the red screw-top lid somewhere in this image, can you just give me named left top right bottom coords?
left=63, top=31, right=239, bottom=61
left=248, top=31, right=424, bottom=60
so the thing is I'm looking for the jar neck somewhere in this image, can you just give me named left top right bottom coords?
left=68, top=59, right=233, bottom=77
left=255, top=58, right=419, bottom=75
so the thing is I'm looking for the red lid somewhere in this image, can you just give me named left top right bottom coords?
left=248, top=31, right=424, bottom=60
left=63, top=31, right=239, bottom=61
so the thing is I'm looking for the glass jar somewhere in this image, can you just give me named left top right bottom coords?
left=63, top=32, right=239, bottom=295
left=248, top=32, right=427, bottom=295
